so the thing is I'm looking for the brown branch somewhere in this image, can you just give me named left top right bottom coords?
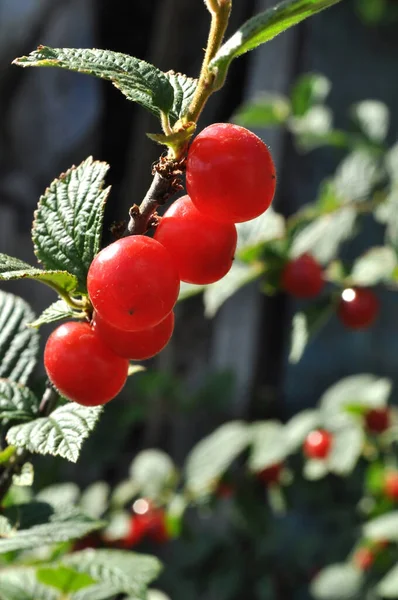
left=125, top=157, right=185, bottom=236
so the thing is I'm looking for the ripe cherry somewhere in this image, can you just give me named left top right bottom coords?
left=257, top=463, right=283, bottom=485
left=93, top=311, right=174, bottom=360
left=303, top=429, right=333, bottom=460
left=186, top=123, right=276, bottom=224
left=384, top=471, right=398, bottom=501
left=281, top=254, right=324, bottom=298
left=353, top=547, right=374, bottom=571
left=87, top=236, right=180, bottom=331
left=154, top=195, right=237, bottom=284
left=365, top=407, right=390, bottom=434
left=44, top=322, right=129, bottom=406
left=337, top=287, right=379, bottom=330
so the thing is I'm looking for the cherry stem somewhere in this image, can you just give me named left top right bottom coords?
left=186, top=0, right=231, bottom=123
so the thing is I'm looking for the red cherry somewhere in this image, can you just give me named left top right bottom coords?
left=365, top=408, right=390, bottom=433
left=281, top=254, right=324, bottom=298
left=337, top=288, right=379, bottom=330
left=216, top=482, right=234, bottom=499
left=87, top=236, right=180, bottom=331
left=44, top=322, right=129, bottom=406
left=303, top=430, right=333, bottom=460
left=93, top=311, right=174, bottom=360
left=186, top=123, right=276, bottom=224
left=257, top=463, right=283, bottom=485
left=133, top=505, right=168, bottom=544
left=384, top=471, right=398, bottom=501
left=353, top=547, right=374, bottom=571
left=154, top=195, right=237, bottom=284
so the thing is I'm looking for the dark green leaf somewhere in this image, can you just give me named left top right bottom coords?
left=64, top=549, right=162, bottom=597
left=14, top=46, right=174, bottom=119
left=290, top=73, right=331, bottom=117
left=0, top=290, right=39, bottom=384
left=210, top=0, right=343, bottom=80
left=0, top=378, right=39, bottom=421
left=232, top=93, right=291, bottom=127
left=32, top=157, right=111, bottom=291
left=28, top=300, right=77, bottom=329
left=7, top=404, right=103, bottom=462
left=37, top=566, right=95, bottom=593
left=185, top=421, right=250, bottom=497
left=310, top=564, right=364, bottom=599
left=0, top=254, right=78, bottom=296
left=165, top=71, right=198, bottom=125
left=366, top=462, right=386, bottom=496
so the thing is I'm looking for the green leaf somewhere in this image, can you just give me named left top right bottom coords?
left=185, top=421, right=250, bottom=497
left=289, top=299, right=334, bottom=364
left=350, top=246, right=397, bottom=286
left=290, top=206, right=356, bottom=264
left=377, top=563, right=398, bottom=598
left=327, top=426, right=364, bottom=476
left=6, top=404, right=103, bottom=463
left=0, top=510, right=104, bottom=553
left=319, top=374, right=392, bottom=429
left=236, top=207, right=286, bottom=258
left=232, top=92, right=291, bottom=127
left=37, top=483, right=81, bottom=511
left=210, top=0, right=343, bottom=80
left=310, top=564, right=364, bottom=600
left=14, top=46, right=174, bottom=120
left=13, top=462, right=34, bottom=487
left=0, top=378, right=39, bottom=421
left=289, top=105, right=333, bottom=150
left=248, top=421, right=287, bottom=471
left=80, top=482, right=110, bottom=519
left=37, top=566, right=96, bottom=594
left=0, top=568, right=58, bottom=600
left=290, top=73, right=331, bottom=117
left=0, top=290, right=39, bottom=384
left=0, top=253, right=78, bottom=295
left=32, top=157, right=111, bottom=291
left=333, top=150, right=381, bottom=202
left=64, top=549, right=162, bottom=597
left=355, top=0, right=387, bottom=24
left=28, top=300, right=78, bottom=329
left=178, top=281, right=205, bottom=301
left=363, top=512, right=398, bottom=541
left=129, top=450, right=177, bottom=500
left=147, top=591, right=171, bottom=600
left=165, top=71, right=198, bottom=125
left=351, top=100, right=389, bottom=144
left=303, top=458, right=329, bottom=481
left=204, top=262, right=265, bottom=317
left=0, top=515, right=13, bottom=536
left=284, top=409, right=320, bottom=453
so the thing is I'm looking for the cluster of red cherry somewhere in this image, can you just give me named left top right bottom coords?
left=44, top=123, right=276, bottom=406
left=281, top=253, right=379, bottom=329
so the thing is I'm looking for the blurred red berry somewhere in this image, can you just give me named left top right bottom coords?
left=353, top=547, right=374, bottom=571
left=216, top=482, right=234, bottom=499
left=257, top=463, right=283, bottom=485
left=365, top=407, right=390, bottom=433
left=337, top=287, right=379, bottom=330
left=281, top=254, right=324, bottom=299
left=384, top=471, right=398, bottom=501
left=303, top=430, right=333, bottom=460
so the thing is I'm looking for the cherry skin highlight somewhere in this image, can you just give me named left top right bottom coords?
left=154, top=195, right=237, bottom=284
left=281, top=254, right=324, bottom=299
left=338, top=287, right=379, bottom=330
left=87, top=236, right=180, bottom=331
left=303, top=429, right=333, bottom=460
left=44, top=321, right=129, bottom=406
left=93, top=311, right=174, bottom=360
left=186, top=123, right=276, bottom=224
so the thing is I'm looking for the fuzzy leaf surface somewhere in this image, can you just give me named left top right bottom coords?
left=15, top=46, right=175, bottom=120
left=165, top=71, right=198, bottom=124
left=32, top=157, right=110, bottom=291
left=7, top=404, right=103, bottom=463
left=29, top=300, right=77, bottom=329
left=0, top=290, right=39, bottom=384
left=0, top=378, right=39, bottom=421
